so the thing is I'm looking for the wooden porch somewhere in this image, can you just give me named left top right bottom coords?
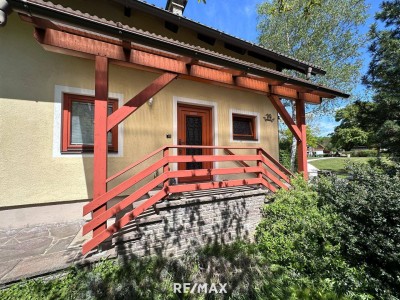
left=83, top=145, right=292, bottom=254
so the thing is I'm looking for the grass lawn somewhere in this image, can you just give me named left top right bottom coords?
left=308, top=157, right=372, bottom=174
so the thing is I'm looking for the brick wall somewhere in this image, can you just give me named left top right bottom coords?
left=114, top=187, right=268, bottom=258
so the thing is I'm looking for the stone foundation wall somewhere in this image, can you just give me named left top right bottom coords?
left=115, top=188, right=268, bottom=258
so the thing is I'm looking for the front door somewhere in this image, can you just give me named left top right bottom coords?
left=177, top=104, right=213, bottom=182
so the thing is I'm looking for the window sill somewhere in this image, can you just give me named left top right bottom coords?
left=233, top=138, right=258, bottom=142
left=61, top=150, right=119, bottom=154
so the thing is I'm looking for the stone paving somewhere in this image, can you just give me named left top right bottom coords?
left=308, top=161, right=319, bottom=179
left=0, top=221, right=114, bottom=285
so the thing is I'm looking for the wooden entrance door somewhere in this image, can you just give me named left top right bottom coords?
left=177, top=104, right=213, bottom=182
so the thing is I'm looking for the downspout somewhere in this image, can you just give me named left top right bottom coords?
left=0, top=0, right=11, bottom=27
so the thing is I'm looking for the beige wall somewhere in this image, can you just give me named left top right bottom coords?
left=0, top=12, right=278, bottom=208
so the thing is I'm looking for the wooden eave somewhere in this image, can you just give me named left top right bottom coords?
left=10, top=0, right=350, bottom=103
left=112, top=0, right=326, bottom=76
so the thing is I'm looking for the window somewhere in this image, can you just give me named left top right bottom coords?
left=232, top=114, right=257, bottom=140
left=62, top=93, right=118, bottom=153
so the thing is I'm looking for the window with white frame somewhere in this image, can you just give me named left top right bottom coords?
left=230, top=110, right=259, bottom=142
left=61, top=93, right=118, bottom=153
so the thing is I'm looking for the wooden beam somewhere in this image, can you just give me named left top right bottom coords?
left=270, top=85, right=322, bottom=104
left=267, top=95, right=302, bottom=141
left=33, top=27, right=326, bottom=104
left=296, top=98, right=308, bottom=179
left=302, top=92, right=322, bottom=104
left=313, top=92, right=336, bottom=99
left=190, top=65, right=234, bottom=85
left=271, top=86, right=298, bottom=100
left=235, top=76, right=269, bottom=93
left=34, top=28, right=188, bottom=74
left=92, top=56, right=109, bottom=238
left=107, top=73, right=177, bottom=131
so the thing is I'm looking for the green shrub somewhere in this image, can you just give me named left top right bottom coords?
left=1, top=242, right=343, bottom=300
left=279, top=149, right=292, bottom=170
left=3, top=164, right=399, bottom=299
left=349, top=149, right=377, bottom=157
left=255, top=177, right=370, bottom=298
left=317, top=162, right=400, bottom=298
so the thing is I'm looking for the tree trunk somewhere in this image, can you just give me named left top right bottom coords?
left=290, top=101, right=297, bottom=171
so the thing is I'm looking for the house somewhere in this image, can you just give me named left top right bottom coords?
left=308, top=143, right=326, bottom=156
left=0, top=0, right=349, bottom=255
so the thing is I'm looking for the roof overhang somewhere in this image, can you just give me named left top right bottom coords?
left=112, top=0, right=326, bottom=76
left=7, top=0, right=350, bottom=103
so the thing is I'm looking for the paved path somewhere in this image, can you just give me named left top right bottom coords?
left=307, top=157, right=339, bottom=162
left=307, top=159, right=320, bottom=178
left=0, top=221, right=114, bottom=285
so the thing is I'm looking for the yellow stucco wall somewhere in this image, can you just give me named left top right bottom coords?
left=0, top=12, right=278, bottom=208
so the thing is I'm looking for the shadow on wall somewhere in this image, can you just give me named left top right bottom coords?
left=106, top=192, right=265, bottom=267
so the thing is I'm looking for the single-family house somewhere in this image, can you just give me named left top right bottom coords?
left=0, top=0, right=349, bottom=255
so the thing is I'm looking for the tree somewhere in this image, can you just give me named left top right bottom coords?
left=331, top=127, right=368, bottom=151
left=317, top=136, right=334, bottom=151
left=279, top=127, right=319, bottom=168
left=257, top=0, right=367, bottom=169
left=362, top=0, right=400, bottom=155
left=330, top=101, right=376, bottom=150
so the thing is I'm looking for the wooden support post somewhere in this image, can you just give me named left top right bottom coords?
left=107, top=73, right=177, bottom=131
left=163, top=148, right=170, bottom=188
left=257, top=148, right=263, bottom=181
left=92, top=56, right=109, bottom=238
left=296, top=98, right=308, bottom=180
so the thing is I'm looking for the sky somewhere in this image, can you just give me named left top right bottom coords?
left=144, top=0, right=382, bottom=136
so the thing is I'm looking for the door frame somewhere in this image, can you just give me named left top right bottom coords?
left=172, top=96, right=219, bottom=180
left=177, top=104, right=213, bottom=182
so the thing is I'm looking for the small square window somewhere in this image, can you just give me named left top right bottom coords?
left=62, top=93, right=118, bottom=153
left=232, top=114, right=257, bottom=140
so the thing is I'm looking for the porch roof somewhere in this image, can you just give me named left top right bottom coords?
left=112, top=0, right=326, bottom=76
left=8, top=0, right=350, bottom=102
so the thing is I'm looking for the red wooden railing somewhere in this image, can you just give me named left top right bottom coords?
left=82, top=145, right=293, bottom=254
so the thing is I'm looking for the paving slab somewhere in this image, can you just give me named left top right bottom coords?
left=68, top=228, right=91, bottom=249
left=0, top=228, right=21, bottom=238
left=0, top=236, right=9, bottom=246
left=3, top=237, right=20, bottom=246
left=0, top=250, right=80, bottom=284
left=0, top=236, right=53, bottom=262
left=46, top=236, right=75, bottom=254
left=0, top=221, right=115, bottom=285
left=48, top=223, right=81, bottom=239
left=16, top=227, right=50, bottom=242
left=0, top=260, right=21, bottom=280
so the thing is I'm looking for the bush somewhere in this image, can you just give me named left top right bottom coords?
left=279, top=149, right=292, bottom=170
left=317, top=162, right=400, bottom=298
left=3, top=163, right=399, bottom=299
left=348, top=149, right=377, bottom=157
left=1, top=241, right=346, bottom=300
left=256, top=177, right=369, bottom=298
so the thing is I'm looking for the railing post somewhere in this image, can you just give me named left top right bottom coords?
left=163, top=148, right=170, bottom=189
left=257, top=148, right=263, bottom=186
